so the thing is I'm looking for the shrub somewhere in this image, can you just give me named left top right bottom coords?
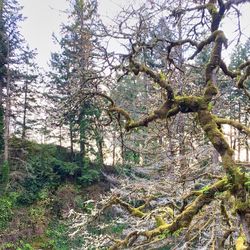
left=0, top=161, right=10, bottom=195
left=0, top=196, right=14, bottom=230
left=77, top=168, right=100, bottom=186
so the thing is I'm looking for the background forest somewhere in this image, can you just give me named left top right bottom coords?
left=0, top=0, right=250, bottom=249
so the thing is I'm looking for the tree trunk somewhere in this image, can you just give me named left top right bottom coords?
left=4, top=42, right=10, bottom=162
left=176, top=0, right=187, bottom=182
left=21, top=80, right=28, bottom=139
left=79, top=117, right=86, bottom=168
left=237, top=101, right=241, bottom=161
left=69, top=121, right=74, bottom=162
left=245, top=111, right=249, bottom=162
left=112, top=131, right=116, bottom=166
left=198, top=110, right=250, bottom=246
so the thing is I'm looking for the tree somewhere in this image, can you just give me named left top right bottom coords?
left=0, top=0, right=25, bottom=194
left=12, top=47, right=40, bottom=140
left=227, top=41, right=250, bottom=161
left=0, top=0, right=37, bottom=195
left=82, top=0, right=250, bottom=248
left=48, top=0, right=105, bottom=167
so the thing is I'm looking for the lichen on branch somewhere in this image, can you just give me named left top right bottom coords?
left=109, top=178, right=228, bottom=249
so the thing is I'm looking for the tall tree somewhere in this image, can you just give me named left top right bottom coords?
left=0, top=0, right=36, bottom=194
left=48, top=0, right=104, bottom=166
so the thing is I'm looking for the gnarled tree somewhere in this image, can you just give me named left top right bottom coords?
left=86, top=0, right=250, bottom=249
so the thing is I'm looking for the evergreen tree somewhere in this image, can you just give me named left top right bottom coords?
left=0, top=0, right=37, bottom=194
left=48, top=0, right=103, bottom=167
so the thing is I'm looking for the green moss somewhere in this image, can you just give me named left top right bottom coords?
left=200, top=185, right=211, bottom=194
left=208, top=102, right=213, bottom=111
left=165, top=206, right=174, bottom=219
left=204, top=84, right=218, bottom=99
left=198, top=110, right=234, bottom=159
left=204, top=79, right=219, bottom=101
left=244, top=180, right=250, bottom=190
left=236, top=235, right=248, bottom=250
left=234, top=200, right=250, bottom=212
left=207, top=3, right=218, bottom=15
left=159, top=71, right=167, bottom=81
left=144, top=224, right=169, bottom=239
left=175, top=96, right=207, bottom=112
left=125, top=120, right=134, bottom=130
left=131, top=208, right=145, bottom=217
left=155, top=215, right=167, bottom=227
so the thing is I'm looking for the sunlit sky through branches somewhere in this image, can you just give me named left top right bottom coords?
left=18, top=0, right=250, bottom=69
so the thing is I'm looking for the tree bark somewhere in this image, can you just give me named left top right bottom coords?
left=21, top=80, right=28, bottom=139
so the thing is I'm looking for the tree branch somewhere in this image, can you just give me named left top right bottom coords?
left=129, top=59, right=175, bottom=101
left=215, top=117, right=250, bottom=137
left=110, top=178, right=228, bottom=249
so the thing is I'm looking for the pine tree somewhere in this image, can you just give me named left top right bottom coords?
left=0, top=0, right=37, bottom=194
left=48, top=0, right=104, bottom=167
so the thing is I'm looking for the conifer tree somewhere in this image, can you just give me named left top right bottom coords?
left=0, top=0, right=37, bottom=194
left=48, top=0, right=103, bottom=166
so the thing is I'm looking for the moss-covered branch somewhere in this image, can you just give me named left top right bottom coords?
left=237, top=65, right=250, bottom=88
left=189, top=30, right=226, bottom=60
left=220, top=60, right=239, bottom=78
left=236, top=234, right=248, bottom=250
left=111, top=196, right=146, bottom=218
left=198, top=109, right=250, bottom=245
left=219, top=60, right=250, bottom=99
left=108, top=96, right=209, bottom=131
left=215, top=117, right=250, bottom=136
left=109, top=178, right=228, bottom=249
left=129, top=60, right=175, bottom=101
left=208, top=0, right=226, bottom=32
left=101, top=2, right=250, bottom=246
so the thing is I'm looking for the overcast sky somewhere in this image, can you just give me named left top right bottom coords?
left=18, top=0, right=133, bottom=69
left=18, top=0, right=250, bottom=69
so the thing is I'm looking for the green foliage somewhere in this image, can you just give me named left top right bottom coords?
left=29, top=205, right=46, bottom=223
left=0, top=105, right=4, bottom=153
left=17, top=242, right=34, bottom=250
left=244, top=174, right=250, bottom=191
left=83, top=201, right=95, bottom=214
left=124, top=149, right=140, bottom=164
left=0, top=160, right=10, bottom=195
left=11, top=139, right=102, bottom=205
left=74, top=195, right=86, bottom=211
left=111, top=223, right=127, bottom=235
left=45, top=222, right=69, bottom=250
left=1, top=241, right=34, bottom=250
left=77, top=168, right=100, bottom=186
left=0, top=137, right=104, bottom=247
left=0, top=195, right=15, bottom=230
left=17, top=179, right=50, bottom=205
left=1, top=242, right=16, bottom=249
left=45, top=221, right=85, bottom=250
left=52, top=158, right=79, bottom=179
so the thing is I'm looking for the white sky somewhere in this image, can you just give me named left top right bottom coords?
left=19, top=0, right=67, bottom=68
left=18, top=0, right=136, bottom=69
left=18, top=0, right=250, bottom=69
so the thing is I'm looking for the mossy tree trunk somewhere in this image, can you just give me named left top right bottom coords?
left=91, top=0, right=250, bottom=248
